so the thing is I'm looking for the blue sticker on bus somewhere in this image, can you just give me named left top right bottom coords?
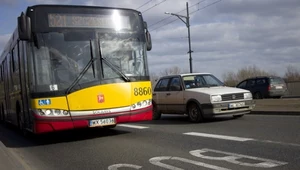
left=38, top=99, right=51, bottom=106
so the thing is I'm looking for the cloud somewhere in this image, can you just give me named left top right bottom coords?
left=1, top=0, right=299, bottom=80
left=0, top=0, right=18, bottom=6
left=26, top=0, right=73, bottom=4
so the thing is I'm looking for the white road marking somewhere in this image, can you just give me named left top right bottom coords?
left=108, top=164, right=142, bottom=170
left=183, top=132, right=254, bottom=142
left=149, top=156, right=230, bottom=170
left=117, top=124, right=149, bottom=129
left=259, top=140, right=300, bottom=147
left=190, top=148, right=288, bottom=168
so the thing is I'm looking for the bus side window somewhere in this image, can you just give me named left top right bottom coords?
left=34, top=46, right=52, bottom=85
left=12, top=45, right=19, bottom=72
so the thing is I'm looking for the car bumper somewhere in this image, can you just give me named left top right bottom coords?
left=201, top=100, right=255, bottom=118
left=268, top=90, right=287, bottom=97
left=33, top=106, right=152, bottom=134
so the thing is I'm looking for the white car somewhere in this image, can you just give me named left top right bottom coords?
left=152, top=73, right=255, bottom=122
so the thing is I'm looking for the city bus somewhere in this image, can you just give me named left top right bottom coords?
left=0, top=4, right=153, bottom=134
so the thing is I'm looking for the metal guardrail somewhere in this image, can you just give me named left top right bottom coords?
left=286, top=81, right=300, bottom=96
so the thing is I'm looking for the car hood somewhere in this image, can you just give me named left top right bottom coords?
left=186, top=86, right=250, bottom=95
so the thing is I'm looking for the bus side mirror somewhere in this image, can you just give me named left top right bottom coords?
left=146, top=31, right=152, bottom=51
left=144, top=22, right=152, bottom=51
left=18, top=12, right=32, bottom=40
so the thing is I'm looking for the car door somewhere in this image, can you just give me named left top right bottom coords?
left=236, top=80, right=247, bottom=90
left=245, top=79, right=256, bottom=94
left=256, top=78, right=268, bottom=97
left=153, top=78, right=171, bottom=113
left=164, top=76, right=184, bottom=114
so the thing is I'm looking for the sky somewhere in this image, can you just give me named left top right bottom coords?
left=0, top=0, right=300, bottom=80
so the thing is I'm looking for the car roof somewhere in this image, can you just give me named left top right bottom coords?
left=246, top=76, right=283, bottom=80
left=159, top=73, right=212, bottom=79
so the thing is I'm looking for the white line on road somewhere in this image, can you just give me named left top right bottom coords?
left=149, top=156, right=231, bottom=170
left=183, top=132, right=254, bottom=142
left=117, top=124, right=149, bottom=129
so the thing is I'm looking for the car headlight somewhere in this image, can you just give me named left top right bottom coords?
left=36, top=109, right=70, bottom=116
left=211, top=95, right=222, bottom=102
left=244, top=92, right=252, bottom=99
left=131, top=99, right=152, bottom=111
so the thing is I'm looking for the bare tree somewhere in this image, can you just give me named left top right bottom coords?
left=150, top=72, right=160, bottom=88
left=159, top=66, right=183, bottom=76
left=222, top=65, right=277, bottom=86
left=222, top=71, right=237, bottom=87
left=284, top=65, right=300, bottom=82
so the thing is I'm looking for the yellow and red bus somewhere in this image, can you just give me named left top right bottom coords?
left=0, top=4, right=153, bottom=134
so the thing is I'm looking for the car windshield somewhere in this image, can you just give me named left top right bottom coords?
left=270, top=78, right=285, bottom=84
left=183, top=74, right=224, bottom=89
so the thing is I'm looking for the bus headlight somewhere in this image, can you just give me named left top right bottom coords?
left=35, top=109, right=70, bottom=116
left=45, top=109, right=52, bottom=116
left=131, top=99, right=152, bottom=111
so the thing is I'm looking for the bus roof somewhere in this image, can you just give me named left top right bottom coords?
left=26, top=4, right=141, bottom=14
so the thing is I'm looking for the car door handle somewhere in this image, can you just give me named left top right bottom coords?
left=153, top=93, right=156, bottom=96
left=166, top=93, right=171, bottom=96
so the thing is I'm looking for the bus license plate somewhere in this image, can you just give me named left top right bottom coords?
left=228, top=102, right=245, bottom=108
left=89, top=118, right=115, bottom=127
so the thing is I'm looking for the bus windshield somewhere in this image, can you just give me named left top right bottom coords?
left=29, top=31, right=149, bottom=93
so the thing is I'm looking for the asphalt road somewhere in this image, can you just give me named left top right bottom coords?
left=0, top=114, right=300, bottom=170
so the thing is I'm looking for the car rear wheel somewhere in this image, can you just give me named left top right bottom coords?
left=254, top=92, right=262, bottom=99
left=187, top=102, right=203, bottom=123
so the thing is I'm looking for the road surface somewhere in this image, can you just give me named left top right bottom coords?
left=0, top=114, right=299, bottom=170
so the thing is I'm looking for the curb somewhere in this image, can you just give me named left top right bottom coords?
left=0, top=141, right=26, bottom=170
left=281, top=96, right=300, bottom=99
left=249, top=111, right=300, bottom=116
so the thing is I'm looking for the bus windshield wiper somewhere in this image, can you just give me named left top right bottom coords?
left=97, top=39, right=130, bottom=82
left=66, top=39, right=97, bottom=94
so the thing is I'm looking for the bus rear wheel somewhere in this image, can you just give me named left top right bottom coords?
left=0, top=105, right=3, bottom=123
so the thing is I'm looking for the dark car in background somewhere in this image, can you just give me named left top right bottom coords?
left=236, top=76, right=288, bottom=99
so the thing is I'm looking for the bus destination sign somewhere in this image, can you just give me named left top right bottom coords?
left=48, top=13, right=131, bottom=29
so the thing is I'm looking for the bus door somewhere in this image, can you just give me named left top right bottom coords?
left=3, top=58, right=11, bottom=122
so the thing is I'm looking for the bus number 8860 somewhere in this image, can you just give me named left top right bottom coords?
left=134, top=87, right=152, bottom=96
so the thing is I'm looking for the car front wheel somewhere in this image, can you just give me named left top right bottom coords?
left=187, top=102, right=203, bottom=123
left=152, top=103, right=161, bottom=120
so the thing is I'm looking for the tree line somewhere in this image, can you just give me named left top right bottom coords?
left=150, top=65, right=300, bottom=87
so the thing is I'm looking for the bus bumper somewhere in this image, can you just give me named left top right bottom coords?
left=34, top=107, right=152, bottom=134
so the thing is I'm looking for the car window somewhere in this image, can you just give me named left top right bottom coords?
left=154, top=78, right=170, bottom=91
left=237, top=80, right=247, bottom=88
left=169, top=77, right=181, bottom=91
left=256, top=78, right=267, bottom=85
left=246, top=79, right=255, bottom=87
